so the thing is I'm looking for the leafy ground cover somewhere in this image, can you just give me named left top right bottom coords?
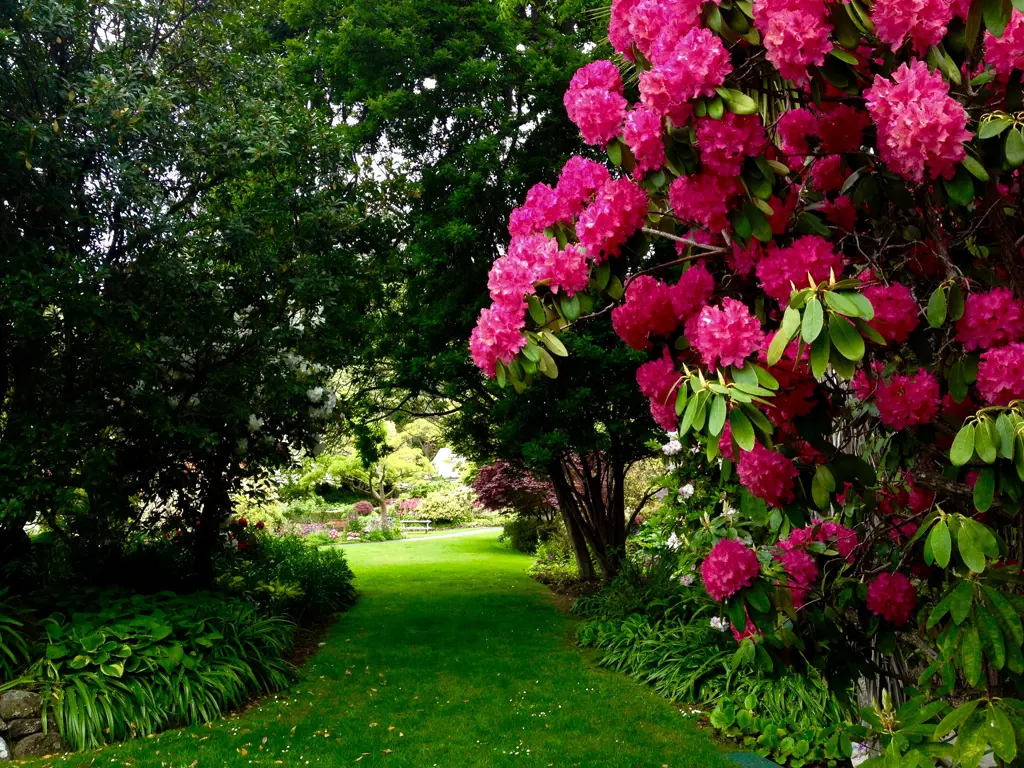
left=23, top=531, right=731, bottom=767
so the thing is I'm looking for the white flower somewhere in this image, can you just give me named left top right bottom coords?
left=666, top=430, right=678, bottom=440
left=307, top=386, right=325, bottom=403
left=678, top=483, right=695, bottom=500
left=722, top=501, right=737, bottom=518
left=248, top=414, right=264, bottom=433
left=679, top=574, right=695, bottom=587
left=662, top=439, right=683, bottom=456
left=666, top=532, right=682, bottom=551
left=710, top=616, right=729, bottom=632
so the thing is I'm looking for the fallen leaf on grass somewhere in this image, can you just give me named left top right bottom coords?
left=382, top=749, right=393, bottom=754
left=355, top=752, right=371, bottom=762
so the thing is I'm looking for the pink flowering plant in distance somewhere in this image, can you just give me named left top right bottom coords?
left=467, top=0, right=1024, bottom=760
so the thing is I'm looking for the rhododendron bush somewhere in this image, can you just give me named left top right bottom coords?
left=469, top=0, right=1024, bottom=762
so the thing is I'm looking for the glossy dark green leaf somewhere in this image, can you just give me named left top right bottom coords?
left=979, top=115, right=1013, bottom=139
left=950, top=423, right=976, bottom=466
left=974, top=468, right=996, bottom=512
left=975, top=419, right=998, bottom=463
left=802, top=296, right=824, bottom=342
left=729, top=408, right=756, bottom=451
left=942, top=166, right=976, bottom=206
left=951, top=579, right=976, bottom=624
left=928, top=519, right=952, bottom=567
left=961, top=156, right=991, bottom=182
left=768, top=307, right=801, bottom=364
left=984, top=0, right=1012, bottom=36
left=810, top=331, right=830, bottom=378
left=997, top=413, right=1015, bottom=458
left=709, top=395, right=727, bottom=437
left=976, top=606, right=1006, bottom=670
left=961, top=623, right=984, bottom=686
left=823, top=291, right=860, bottom=317
left=1006, top=127, right=1024, bottom=167
left=927, top=286, right=948, bottom=328
left=828, top=315, right=865, bottom=361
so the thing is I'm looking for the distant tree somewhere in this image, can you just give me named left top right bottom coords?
left=471, top=462, right=558, bottom=520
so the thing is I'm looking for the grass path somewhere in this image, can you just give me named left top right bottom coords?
left=30, top=531, right=730, bottom=768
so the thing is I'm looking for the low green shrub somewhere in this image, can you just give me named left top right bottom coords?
left=29, top=592, right=294, bottom=751
left=415, top=487, right=475, bottom=526
left=500, top=515, right=558, bottom=553
left=217, top=533, right=356, bottom=623
left=281, top=496, right=328, bottom=521
left=0, top=588, right=31, bottom=680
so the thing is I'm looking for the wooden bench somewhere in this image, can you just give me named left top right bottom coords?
left=399, top=519, right=433, bottom=533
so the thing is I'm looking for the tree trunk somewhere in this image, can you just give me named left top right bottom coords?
left=548, top=461, right=597, bottom=581
left=193, top=458, right=232, bottom=587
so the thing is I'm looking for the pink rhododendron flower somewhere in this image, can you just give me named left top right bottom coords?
left=775, top=548, right=818, bottom=607
left=508, top=183, right=570, bottom=237
left=637, top=349, right=681, bottom=431
left=556, top=156, right=612, bottom=216
left=696, top=113, right=768, bottom=176
left=534, top=243, right=591, bottom=296
left=737, top=442, right=798, bottom=507
left=866, top=572, right=917, bottom=626
left=956, top=287, right=1024, bottom=350
left=609, top=0, right=642, bottom=58
left=671, top=263, right=716, bottom=321
left=629, top=0, right=704, bottom=64
left=576, top=177, right=648, bottom=261
left=756, top=235, right=843, bottom=304
left=754, top=0, right=832, bottom=84
left=874, top=370, right=940, bottom=430
left=816, top=106, right=871, bottom=155
left=612, top=275, right=679, bottom=349
left=817, top=520, right=859, bottom=562
left=865, top=60, right=970, bottom=183
left=488, top=245, right=540, bottom=305
left=977, top=342, right=1024, bottom=405
left=985, top=10, right=1024, bottom=74
left=669, top=172, right=741, bottom=232
left=622, top=106, right=667, bottom=178
left=823, top=195, right=857, bottom=231
left=872, top=0, right=953, bottom=53
left=728, top=239, right=763, bottom=277
left=863, top=282, right=920, bottom=343
left=702, top=538, right=761, bottom=601
left=767, top=191, right=800, bottom=235
left=470, top=303, right=527, bottom=378
left=564, top=61, right=628, bottom=146
left=810, top=154, right=845, bottom=193
left=776, top=107, right=816, bottom=157
left=639, top=28, right=732, bottom=110
left=689, top=298, right=766, bottom=370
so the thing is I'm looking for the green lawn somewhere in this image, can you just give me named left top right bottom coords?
left=27, top=531, right=730, bottom=768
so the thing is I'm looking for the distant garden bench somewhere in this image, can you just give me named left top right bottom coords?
left=399, top=519, right=432, bottom=533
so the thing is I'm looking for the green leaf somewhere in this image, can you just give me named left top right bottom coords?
left=68, top=655, right=91, bottom=669
left=845, top=292, right=875, bottom=320
left=495, top=361, right=506, bottom=388
left=594, top=262, right=611, bottom=290
left=715, top=87, right=758, bottom=115
left=606, top=275, right=624, bottom=300
left=958, top=520, right=988, bottom=573
left=961, top=623, right=984, bottom=687
left=979, top=115, right=1013, bottom=139
left=537, top=348, right=558, bottom=379
left=100, top=661, right=125, bottom=678
left=708, top=96, right=725, bottom=120
left=539, top=331, right=568, bottom=357
left=974, top=467, right=996, bottom=512
left=607, top=139, right=623, bottom=167
left=810, top=331, right=830, bottom=379
left=729, top=408, right=756, bottom=451
left=829, top=46, right=859, bottom=64
left=709, top=395, right=727, bottom=437
left=560, top=294, right=580, bottom=322
left=951, top=580, right=976, bottom=624
left=768, top=307, right=801, bottom=364
left=802, top=296, right=824, bottom=342
left=997, top=413, right=1015, bottom=458
left=46, top=643, right=69, bottom=660
left=745, top=201, right=773, bottom=242
left=828, top=315, right=865, bottom=361
left=823, top=291, right=861, bottom=317
left=676, top=382, right=689, bottom=416
left=943, top=166, right=976, bottom=206
left=950, top=423, right=976, bottom=466
left=732, top=364, right=759, bottom=388
left=527, top=295, right=546, bottom=325
left=976, top=605, right=1006, bottom=670
left=1006, top=127, right=1024, bottom=167
left=935, top=699, right=981, bottom=739
left=962, top=155, right=991, bottom=182
left=928, top=519, right=952, bottom=568
left=975, top=419, right=998, bottom=463
left=984, top=0, right=1012, bottom=36
left=989, top=705, right=1017, bottom=761
left=752, top=365, right=779, bottom=390
left=927, top=286, right=948, bottom=328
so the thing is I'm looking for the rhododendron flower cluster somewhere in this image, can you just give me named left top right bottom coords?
left=576, top=177, right=648, bottom=260
left=866, top=572, right=917, bottom=626
left=864, top=61, right=970, bottom=183
left=754, top=0, right=832, bottom=84
left=612, top=276, right=679, bottom=350
left=737, top=443, right=798, bottom=507
left=637, top=350, right=681, bottom=431
left=695, top=114, right=767, bottom=176
left=639, top=28, right=732, bottom=114
left=956, top=287, right=1024, bottom=350
left=689, top=298, right=766, bottom=370
left=873, top=370, right=940, bottom=430
left=862, top=282, right=920, bottom=343
left=564, top=61, right=628, bottom=146
left=872, top=0, right=953, bottom=53
left=985, top=10, right=1024, bottom=74
left=977, top=342, right=1024, bottom=405
left=669, top=172, right=741, bottom=232
left=470, top=304, right=527, bottom=378
left=756, top=236, right=843, bottom=304
left=622, top=106, right=666, bottom=177
left=701, top=538, right=761, bottom=601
